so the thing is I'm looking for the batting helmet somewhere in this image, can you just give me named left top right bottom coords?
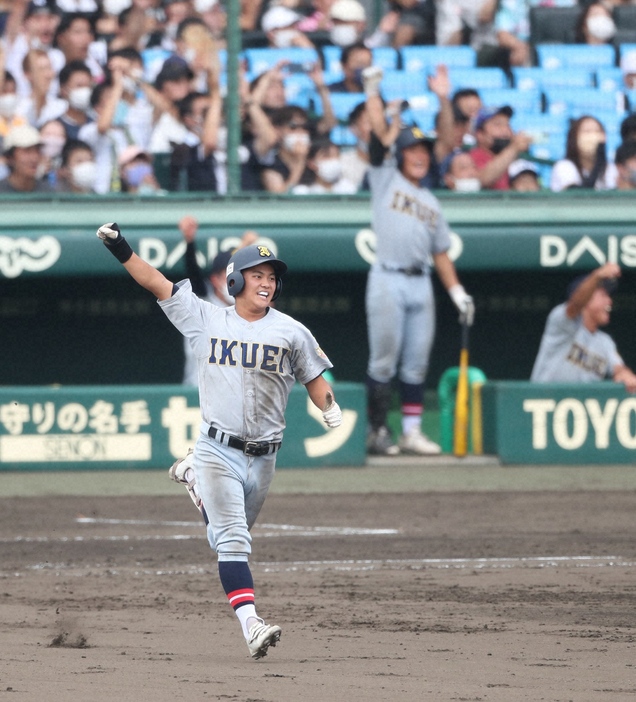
left=395, top=125, right=434, bottom=168
left=226, top=244, right=288, bottom=301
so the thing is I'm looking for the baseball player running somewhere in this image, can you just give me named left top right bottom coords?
left=96, top=223, right=342, bottom=660
left=362, top=66, right=475, bottom=456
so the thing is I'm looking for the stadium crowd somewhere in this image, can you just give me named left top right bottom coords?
left=1, top=0, right=636, bottom=195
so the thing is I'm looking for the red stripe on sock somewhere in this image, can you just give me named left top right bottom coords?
left=401, top=403, right=423, bottom=416
left=227, top=588, right=255, bottom=607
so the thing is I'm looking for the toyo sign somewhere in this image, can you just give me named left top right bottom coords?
left=481, top=382, right=636, bottom=464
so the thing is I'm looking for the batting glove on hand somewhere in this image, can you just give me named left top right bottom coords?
left=96, top=222, right=122, bottom=242
left=322, top=392, right=342, bottom=428
left=361, top=66, right=383, bottom=97
left=96, top=222, right=134, bottom=264
left=449, top=285, right=475, bottom=327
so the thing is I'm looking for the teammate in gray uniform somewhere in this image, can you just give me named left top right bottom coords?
left=531, top=263, right=636, bottom=391
left=96, top=223, right=343, bottom=660
left=362, top=66, right=475, bottom=456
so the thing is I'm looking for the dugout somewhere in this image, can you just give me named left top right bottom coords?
left=1, top=190, right=635, bottom=390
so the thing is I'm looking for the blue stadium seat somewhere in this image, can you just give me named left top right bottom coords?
left=404, top=108, right=437, bottom=132
left=321, top=45, right=343, bottom=75
left=380, top=69, right=427, bottom=100
left=400, top=45, right=476, bottom=73
left=479, top=87, right=542, bottom=114
left=535, top=44, right=616, bottom=70
left=447, top=67, right=508, bottom=91
left=283, top=74, right=315, bottom=109
left=618, top=43, right=636, bottom=64
left=512, top=67, right=593, bottom=91
left=544, top=87, right=626, bottom=118
left=328, top=93, right=366, bottom=121
left=330, top=124, right=357, bottom=147
left=596, top=67, right=625, bottom=92
left=244, top=47, right=319, bottom=76
left=141, top=47, right=172, bottom=82
left=511, top=113, right=568, bottom=162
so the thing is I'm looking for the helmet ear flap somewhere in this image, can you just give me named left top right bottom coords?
left=226, top=270, right=245, bottom=297
left=272, top=278, right=282, bottom=301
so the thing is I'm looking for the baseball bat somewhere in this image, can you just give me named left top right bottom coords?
left=453, top=320, right=470, bottom=457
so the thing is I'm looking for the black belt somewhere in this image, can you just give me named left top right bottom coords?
left=208, top=426, right=281, bottom=457
left=381, top=264, right=425, bottom=276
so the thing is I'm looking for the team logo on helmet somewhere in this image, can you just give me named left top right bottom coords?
left=411, top=126, right=424, bottom=139
left=257, top=246, right=272, bottom=258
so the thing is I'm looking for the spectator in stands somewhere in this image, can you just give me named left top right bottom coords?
left=52, top=12, right=106, bottom=84
left=452, top=88, right=482, bottom=123
left=148, top=56, right=196, bottom=151
left=78, top=77, right=132, bottom=194
left=240, top=0, right=265, bottom=31
left=38, top=118, right=66, bottom=187
left=261, top=5, right=316, bottom=48
left=508, top=158, right=541, bottom=192
left=614, top=140, right=636, bottom=190
left=388, top=0, right=436, bottom=48
left=162, top=0, right=195, bottom=52
left=620, top=113, right=636, bottom=143
left=195, top=0, right=227, bottom=46
left=436, top=0, right=498, bottom=62
left=620, top=50, right=636, bottom=91
left=260, top=106, right=315, bottom=192
left=495, top=0, right=578, bottom=68
left=0, top=67, right=27, bottom=144
left=56, top=60, right=94, bottom=140
left=550, top=115, right=617, bottom=192
left=20, top=49, right=66, bottom=127
left=247, top=62, right=287, bottom=113
left=328, top=42, right=372, bottom=93
left=293, top=136, right=357, bottom=194
left=55, top=138, right=98, bottom=193
left=441, top=148, right=482, bottom=192
left=119, top=144, right=164, bottom=194
left=297, top=0, right=338, bottom=33
left=575, top=2, right=616, bottom=45
left=340, top=100, right=371, bottom=190
left=0, top=124, right=53, bottom=193
left=469, top=105, right=532, bottom=190
left=4, top=0, right=62, bottom=98
left=531, top=263, right=636, bottom=392
left=327, top=0, right=367, bottom=47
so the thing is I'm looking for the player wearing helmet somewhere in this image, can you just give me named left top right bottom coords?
left=361, top=66, right=475, bottom=456
left=96, top=223, right=343, bottom=660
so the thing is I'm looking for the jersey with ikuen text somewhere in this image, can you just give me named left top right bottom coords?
left=531, top=304, right=623, bottom=383
left=159, top=280, right=332, bottom=441
left=368, top=161, right=451, bottom=271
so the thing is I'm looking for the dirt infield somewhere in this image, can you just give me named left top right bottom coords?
left=1, top=463, right=636, bottom=701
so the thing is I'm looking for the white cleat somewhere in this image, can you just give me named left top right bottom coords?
left=398, top=427, right=442, bottom=456
left=247, top=620, right=282, bottom=660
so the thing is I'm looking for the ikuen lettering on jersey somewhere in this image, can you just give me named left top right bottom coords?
left=566, top=342, right=608, bottom=378
left=208, top=338, right=290, bottom=373
left=390, top=190, right=438, bottom=227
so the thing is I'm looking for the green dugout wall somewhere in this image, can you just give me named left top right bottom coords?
left=1, top=191, right=635, bottom=388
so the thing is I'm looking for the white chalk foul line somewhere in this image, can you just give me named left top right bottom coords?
left=7, top=555, right=635, bottom=578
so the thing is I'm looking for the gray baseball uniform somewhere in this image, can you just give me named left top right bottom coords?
left=367, top=159, right=452, bottom=385
left=160, top=279, right=332, bottom=559
left=531, top=303, right=623, bottom=383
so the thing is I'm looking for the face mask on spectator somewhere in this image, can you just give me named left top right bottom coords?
left=283, top=132, right=310, bottom=151
left=330, top=24, right=359, bottom=47
left=125, top=163, right=153, bottom=187
left=71, top=160, right=97, bottom=190
left=122, top=76, right=138, bottom=95
left=454, top=177, right=481, bottom=193
left=103, top=0, right=132, bottom=14
left=317, top=158, right=342, bottom=183
left=587, top=15, right=616, bottom=42
left=68, top=86, right=92, bottom=111
left=0, top=93, right=18, bottom=119
left=41, top=136, right=66, bottom=160
left=273, top=29, right=299, bottom=49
